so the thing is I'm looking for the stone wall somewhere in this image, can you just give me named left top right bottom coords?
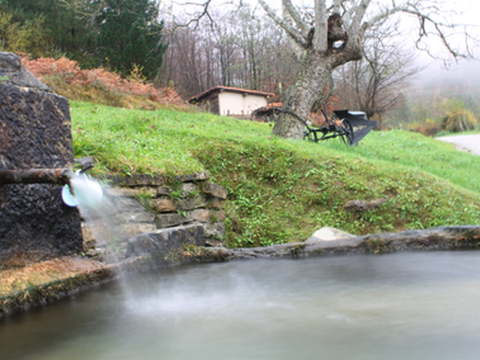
left=0, top=52, right=82, bottom=263
left=83, top=172, right=227, bottom=262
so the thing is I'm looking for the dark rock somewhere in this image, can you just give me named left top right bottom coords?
left=173, top=172, right=209, bottom=182
left=344, top=197, right=388, bottom=212
left=0, top=52, right=82, bottom=262
left=155, top=212, right=192, bottom=228
left=153, top=195, right=209, bottom=213
left=0, top=53, right=51, bottom=91
left=106, top=174, right=165, bottom=187
left=125, top=224, right=206, bottom=259
left=156, top=186, right=173, bottom=196
left=207, top=197, right=223, bottom=209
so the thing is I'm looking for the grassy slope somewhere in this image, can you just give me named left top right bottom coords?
left=71, top=102, right=480, bottom=247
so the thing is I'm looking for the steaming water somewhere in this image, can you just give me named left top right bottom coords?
left=63, top=172, right=153, bottom=264
left=2, top=251, right=480, bottom=360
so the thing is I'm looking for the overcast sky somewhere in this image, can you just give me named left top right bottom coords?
left=166, top=0, right=480, bottom=85
left=402, top=0, right=480, bottom=85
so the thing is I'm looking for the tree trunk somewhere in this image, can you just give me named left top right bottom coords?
left=272, top=49, right=332, bottom=139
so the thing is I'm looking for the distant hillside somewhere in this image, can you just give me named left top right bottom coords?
left=386, top=61, right=480, bottom=132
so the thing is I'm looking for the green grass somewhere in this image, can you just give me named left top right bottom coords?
left=435, top=130, right=480, bottom=137
left=322, top=130, right=480, bottom=194
left=71, top=102, right=480, bottom=247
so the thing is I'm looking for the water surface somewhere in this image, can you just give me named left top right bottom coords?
left=2, top=251, right=480, bottom=360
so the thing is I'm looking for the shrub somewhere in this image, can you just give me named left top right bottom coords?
left=21, top=55, right=184, bottom=107
left=440, top=99, right=478, bottom=133
left=411, top=119, right=441, bottom=137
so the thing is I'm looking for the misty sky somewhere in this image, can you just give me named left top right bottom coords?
left=404, top=0, right=480, bottom=86
left=167, top=0, right=480, bottom=85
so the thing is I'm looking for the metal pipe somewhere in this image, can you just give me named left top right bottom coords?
left=0, top=168, right=71, bottom=185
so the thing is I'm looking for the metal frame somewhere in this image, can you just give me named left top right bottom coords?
left=274, top=106, right=355, bottom=145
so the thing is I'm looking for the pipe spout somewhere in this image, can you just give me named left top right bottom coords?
left=0, top=168, right=71, bottom=185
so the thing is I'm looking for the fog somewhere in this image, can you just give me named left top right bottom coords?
left=415, top=58, right=480, bottom=88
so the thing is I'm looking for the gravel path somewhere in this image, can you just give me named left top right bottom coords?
left=437, top=134, right=480, bottom=156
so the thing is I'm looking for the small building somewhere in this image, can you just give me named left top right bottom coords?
left=188, top=86, right=275, bottom=119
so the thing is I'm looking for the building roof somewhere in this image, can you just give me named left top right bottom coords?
left=188, top=86, right=276, bottom=103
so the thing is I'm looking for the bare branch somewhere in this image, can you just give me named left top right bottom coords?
left=170, top=0, right=215, bottom=31
left=313, top=0, right=328, bottom=52
left=258, top=0, right=308, bottom=47
left=404, top=8, right=463, bottom=59
left=350, top=0, right=371, bottom=33
left=282, top=0, right=310, bottom=37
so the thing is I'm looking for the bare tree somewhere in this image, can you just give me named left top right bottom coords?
left=257, top=0, right=477, bottom=139
left=334, top=35, right=420, bottom=128
left=160, top=5, right=298, bottom=98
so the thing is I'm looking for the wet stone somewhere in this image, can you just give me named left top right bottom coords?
left=155, top=213, right=192, bottom=228
left=106, top=174, right=165, bottom=187
left=191, top=209, right=210, bottom=223
left=122, top=223, right=157, bottom=239
left=207, top=198, right=223, bottom=209
left=0, top=52, right=82, bottom=261
left=125, top=224, right=206, bottom=259
left=174, top=172, right=209, bottom=182
left=202, top=183, right=228, bottom=199
left=153, top=195, right=209, bottom=213
left=156, top=186, right=173, bottom=196
left=124, top=211, right=156, bottom=223
left=153, top=198, right=177, bottom=212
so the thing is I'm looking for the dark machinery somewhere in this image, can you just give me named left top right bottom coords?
left=274, top=105, right=378, bottom=146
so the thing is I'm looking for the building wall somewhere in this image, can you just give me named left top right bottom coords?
left=196, top=92, right=220, bottom=115
left=218, top=92, right=268, bottom=116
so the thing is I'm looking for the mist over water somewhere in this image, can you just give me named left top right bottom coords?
left=2, top=251, right=480, bottom=360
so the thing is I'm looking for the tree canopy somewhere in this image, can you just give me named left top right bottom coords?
left=0, top=0, right=168, bottom=80
left=96, top=0, right=168, bottom=79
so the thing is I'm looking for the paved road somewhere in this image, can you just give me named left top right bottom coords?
left=437, top=134, right=480, bottom=156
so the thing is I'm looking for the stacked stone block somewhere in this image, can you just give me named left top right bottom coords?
left=83, top=172, right=227, bottom=260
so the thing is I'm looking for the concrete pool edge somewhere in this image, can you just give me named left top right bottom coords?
left=0, top=261, right=111, bottom=318
left=224, top=225, right=480, bottom=259
left=2, top=225, right=480, bottom=318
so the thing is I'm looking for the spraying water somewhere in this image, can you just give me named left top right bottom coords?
left=60, top=171, right=152, bottom=266
left=61, top=171, right=103, bottom=209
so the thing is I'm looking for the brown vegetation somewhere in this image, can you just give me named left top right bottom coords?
left=21, top=55, right=187, bottom=110
left=0, top=256, right=105, bottom=298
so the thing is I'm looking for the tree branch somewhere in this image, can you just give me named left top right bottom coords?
left=362, top=2, right=478, bottom=61
left=332, top=0, right=343, bottom=15
left=258, top=0, right=308, bottom=47
left=170, top=0, right=215, bottom=31
left=312, top=0, right=327, bottom=52
left=350, top=0, right=371, bottom=33
left=282, top=0, right=309, bottom=37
